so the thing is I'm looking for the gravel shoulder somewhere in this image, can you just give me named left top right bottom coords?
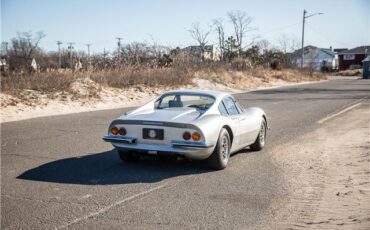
left=264, top=103, right=370, bottom=229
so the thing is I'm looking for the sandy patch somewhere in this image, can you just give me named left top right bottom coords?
left=263, top=103, right=370, bottom=229
left=0, top=86, right=163, bottom=123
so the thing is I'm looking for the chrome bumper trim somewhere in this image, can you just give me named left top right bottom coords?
left=171, top=140, right=214, bottom=149
left=102, top=135, right=136, bottom=144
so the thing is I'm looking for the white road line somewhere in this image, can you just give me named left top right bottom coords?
left=318, top=103, right=362, bottom=124
left=57, top=183, right=168, bottom=229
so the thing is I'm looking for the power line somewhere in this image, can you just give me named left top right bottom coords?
left=91, top=39, right=115, bottom=45
left=306, top=24, right=352, bottom=47
left=258, top=21, right=301, bottom=36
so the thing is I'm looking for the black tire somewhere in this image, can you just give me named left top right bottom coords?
left=118, top=150, right=141, bottom=162
left=250, top=119, right=267, bottom=151
left=207, top=128, right=231, bottom=170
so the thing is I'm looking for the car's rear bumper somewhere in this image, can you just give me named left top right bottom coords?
left=102, top=135, right=136, bottom=144
left=103, top=135, right=214, bottom=160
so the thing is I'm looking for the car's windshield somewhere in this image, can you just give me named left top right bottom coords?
left=155, top=93, right=215, bottom=110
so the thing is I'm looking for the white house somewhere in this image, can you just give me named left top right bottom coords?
left=31, top=58, right=38, bottom=71
left=294, top=45, right=338, bottom=71
left=0, top=57, right=8, bottom=71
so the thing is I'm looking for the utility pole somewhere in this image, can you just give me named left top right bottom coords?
left=301, top=10, right=306, bottom=68
left=67, top=42, right=74, bottom=69
left=116, top=37, right=123, bottom=52
left=103, top=48, right=107, bottom=69
left=86, top=43, right=91, bottom=69
left=301, top=10, right=323, bottom=68
left=103, top=48, right=107, bottom=60
left=2, top=42, right=8, bottom=55
left=116, top=37, right=123, bottom=61
left=57, top=41, right=62, bottom=69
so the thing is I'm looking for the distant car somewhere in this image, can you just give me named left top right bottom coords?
left=103, top=90, right=267, bottom=169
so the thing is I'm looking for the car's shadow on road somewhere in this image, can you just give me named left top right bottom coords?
left=17, top=150, right=215, bottom=185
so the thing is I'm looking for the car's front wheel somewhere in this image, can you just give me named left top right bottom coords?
left=207, top=128, right=231, bottom=170
left=118, top=150, right=141, bottom=162
left=250, top=119, right=267, bottom=151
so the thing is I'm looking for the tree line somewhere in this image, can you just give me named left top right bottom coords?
left=0, top=10, right=301, bottom=73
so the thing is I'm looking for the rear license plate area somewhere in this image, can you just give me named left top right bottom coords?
left=143, top=128, right=164, bottom=140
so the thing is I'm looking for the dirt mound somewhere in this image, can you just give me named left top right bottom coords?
left=70, top=78, right=101, bottom=96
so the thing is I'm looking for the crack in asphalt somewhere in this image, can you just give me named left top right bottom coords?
left=1, top=194, right=101, bottom=206
left=94, top=215, right=192, bottom=228
left=1, top=153, right=60, bottom=160
left=56, top=178, right=189, bottom=229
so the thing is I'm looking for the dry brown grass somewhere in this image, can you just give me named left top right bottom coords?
left=1, top=63, right=326, bottom=100
left=1, top=66, right=193, bottom=98
left=1, top=71, right=79, bottom=94
left=335, top=69, right=362, bottom=76
left=192, top=66, right=326, bottom=89
left=90, top=66, right=193, bottom=88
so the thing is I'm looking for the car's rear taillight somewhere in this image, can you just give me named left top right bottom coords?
left=118, top=127, right=127, bottom=136
left=111, top=127, right=118, bottom=135
left=183, top=131, right=191, bottom=140
left=192, top=132, right=201, bottom=141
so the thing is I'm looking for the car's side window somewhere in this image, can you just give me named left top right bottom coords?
left=155, top=95, right=175, bottom=109
left=218, top=101, right=229, bottom=116
left=223, top=97, right=239, bottom=115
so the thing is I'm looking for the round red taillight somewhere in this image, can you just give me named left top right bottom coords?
left=111, top=127, right=118, bottom=135
left=183, top=131, right=191, bottom=140
left=192, top=132, right=201, bottom=141
left=118, top=127, right=127, bottom=136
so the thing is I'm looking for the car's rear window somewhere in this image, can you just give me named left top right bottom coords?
left=155, top=93, right=215, bottom=110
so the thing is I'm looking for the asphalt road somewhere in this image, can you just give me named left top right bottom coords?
left=1, top=77, right=369, bottom=229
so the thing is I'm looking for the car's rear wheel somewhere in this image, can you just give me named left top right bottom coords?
left=118, top=150, right=141, bottom=162
left=250, top=119, right=267, bottom=151
left=207, top=128, right=230, bottom=170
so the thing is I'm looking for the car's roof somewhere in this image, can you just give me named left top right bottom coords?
left=162, top=89, right=231, bottom=99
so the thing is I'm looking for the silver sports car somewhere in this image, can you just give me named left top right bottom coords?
left=103, top=90, right=267, bottom=169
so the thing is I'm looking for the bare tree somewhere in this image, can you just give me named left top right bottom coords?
left=277, top=34, right=289, bottom=54
left=288, top=37, right=300, bottom=67
left=306, top=50, right=319, bottom=77
left=289, top=38, right=300, bottom=53
left=276, top=34, right=304, bottom=68
left=16, top=31, right=45, bottom=60
left=256, top=39, right=270, bottom=53
left=213, top=18, right=225, bottom=61
left=8, top=31, right=45, bottom=71
left=188, top=22, right=211, bottom=61
left=227, top=11, right=255, bottom=53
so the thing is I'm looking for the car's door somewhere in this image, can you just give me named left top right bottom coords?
left=236, top=102, right=260, bottom=145
left=221, top=97, right=249, bottom=149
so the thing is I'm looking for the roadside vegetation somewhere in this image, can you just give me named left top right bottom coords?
left=1, top=62, right=325, bottom=101
left=1, top=10, right=327, bottom=106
